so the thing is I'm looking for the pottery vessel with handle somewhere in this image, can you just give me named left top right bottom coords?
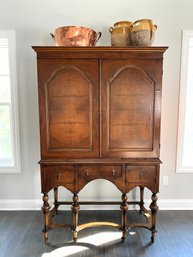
left=109, top=21, right=133, bottom=47
left=130, top=19, right=157, bottom=46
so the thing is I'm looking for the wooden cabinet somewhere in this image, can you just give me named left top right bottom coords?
left=33, top=46, right=167, bottom=244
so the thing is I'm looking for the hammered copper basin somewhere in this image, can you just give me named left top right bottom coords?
left=51, top=26, right=102, bottom=46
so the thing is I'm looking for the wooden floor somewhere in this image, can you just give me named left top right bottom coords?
left=0, top=210, right=193, bottom=257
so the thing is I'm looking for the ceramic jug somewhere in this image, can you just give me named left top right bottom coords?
left=130, top=19, right=157, bottom=46
left=109, top=21, right=133, bottom=47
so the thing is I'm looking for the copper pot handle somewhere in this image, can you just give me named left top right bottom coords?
left=50, top=33, right=55, bottom=40
left=95, top=32, right=102, bottom=43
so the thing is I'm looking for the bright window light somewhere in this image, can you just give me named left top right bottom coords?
left=176, top=30, right=193, bottom=172
left=42, top=231, right=122, bottom=257
left=0, top=31, right=20, bottom=173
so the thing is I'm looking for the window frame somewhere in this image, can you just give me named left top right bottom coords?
left=0, top=30, right=21, bottom=173
left=176, top=30, right=193, bottom=173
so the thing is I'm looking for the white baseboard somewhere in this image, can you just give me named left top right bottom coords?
left=0, top=199, right=193, bottom=210
left=0, top=199, right=42, bottom=210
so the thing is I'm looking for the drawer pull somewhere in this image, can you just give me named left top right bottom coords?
left=112, top=169, right=116, bottom=176
left=57, top=174, right=61, bottom=180
left=140, top=172, right=143, bottom=179
left=85, top=169, right=89, bottom=176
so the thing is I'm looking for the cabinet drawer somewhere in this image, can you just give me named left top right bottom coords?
left=78, top=165, right=122, bottom=178
left=126, top=166, right=157, bottom=183
left=44, top=165, right=75, bottom=183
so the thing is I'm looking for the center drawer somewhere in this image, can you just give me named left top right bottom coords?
left=78, top=165, right=122, bottom=178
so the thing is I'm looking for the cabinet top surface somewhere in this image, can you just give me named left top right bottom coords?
left=32, top=46, right=168, bottom=58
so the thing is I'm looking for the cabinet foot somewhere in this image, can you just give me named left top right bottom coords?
left=42, top=228, right=49, bottom=244
left=121, top=236, right=126, bottom=243
left=151, top=231, right=156, bottom=243
left=73, top=234, right=78, bottom=243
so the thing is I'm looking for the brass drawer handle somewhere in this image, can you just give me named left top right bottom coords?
left=57, top=174, right=61, bottom=180
left=85, top=169, right=89, bottom=176
left=140, top=172, right=143, bottom=179
left=112, top=169, right=116, bottom=176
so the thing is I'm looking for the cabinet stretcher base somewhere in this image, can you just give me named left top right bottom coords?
left=42, top=187, right=158, bottom=244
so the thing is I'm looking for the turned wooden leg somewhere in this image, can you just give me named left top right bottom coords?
left=42, top=193, right=51, bottom=244
left=120, top=193, right=128, bottom=242
left=139, top=187, right=144, bottom=213
left=149, top=193, right=158, bottom=243
left=53, top=187, right=59, bottom=214
left=71, top=193, right=80, bottom=242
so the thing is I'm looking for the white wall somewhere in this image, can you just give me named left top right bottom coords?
left=0, top=0, right=193, bottom=209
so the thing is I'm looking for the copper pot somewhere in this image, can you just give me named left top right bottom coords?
left=51, top=26, right=102, bottom=46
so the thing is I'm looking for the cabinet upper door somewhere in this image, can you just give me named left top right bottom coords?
left=37, top=59, right=99, bottom=158
left=101, top=59, right=163, bottom=158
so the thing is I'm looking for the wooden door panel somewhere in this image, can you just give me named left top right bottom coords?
left=47, top=66, right=91, bottom=151
left=102, top=61, right=161, bottom=158
left=109, top=66, right=154, bottom=150
left=38, top=59, right=99, bottom=158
